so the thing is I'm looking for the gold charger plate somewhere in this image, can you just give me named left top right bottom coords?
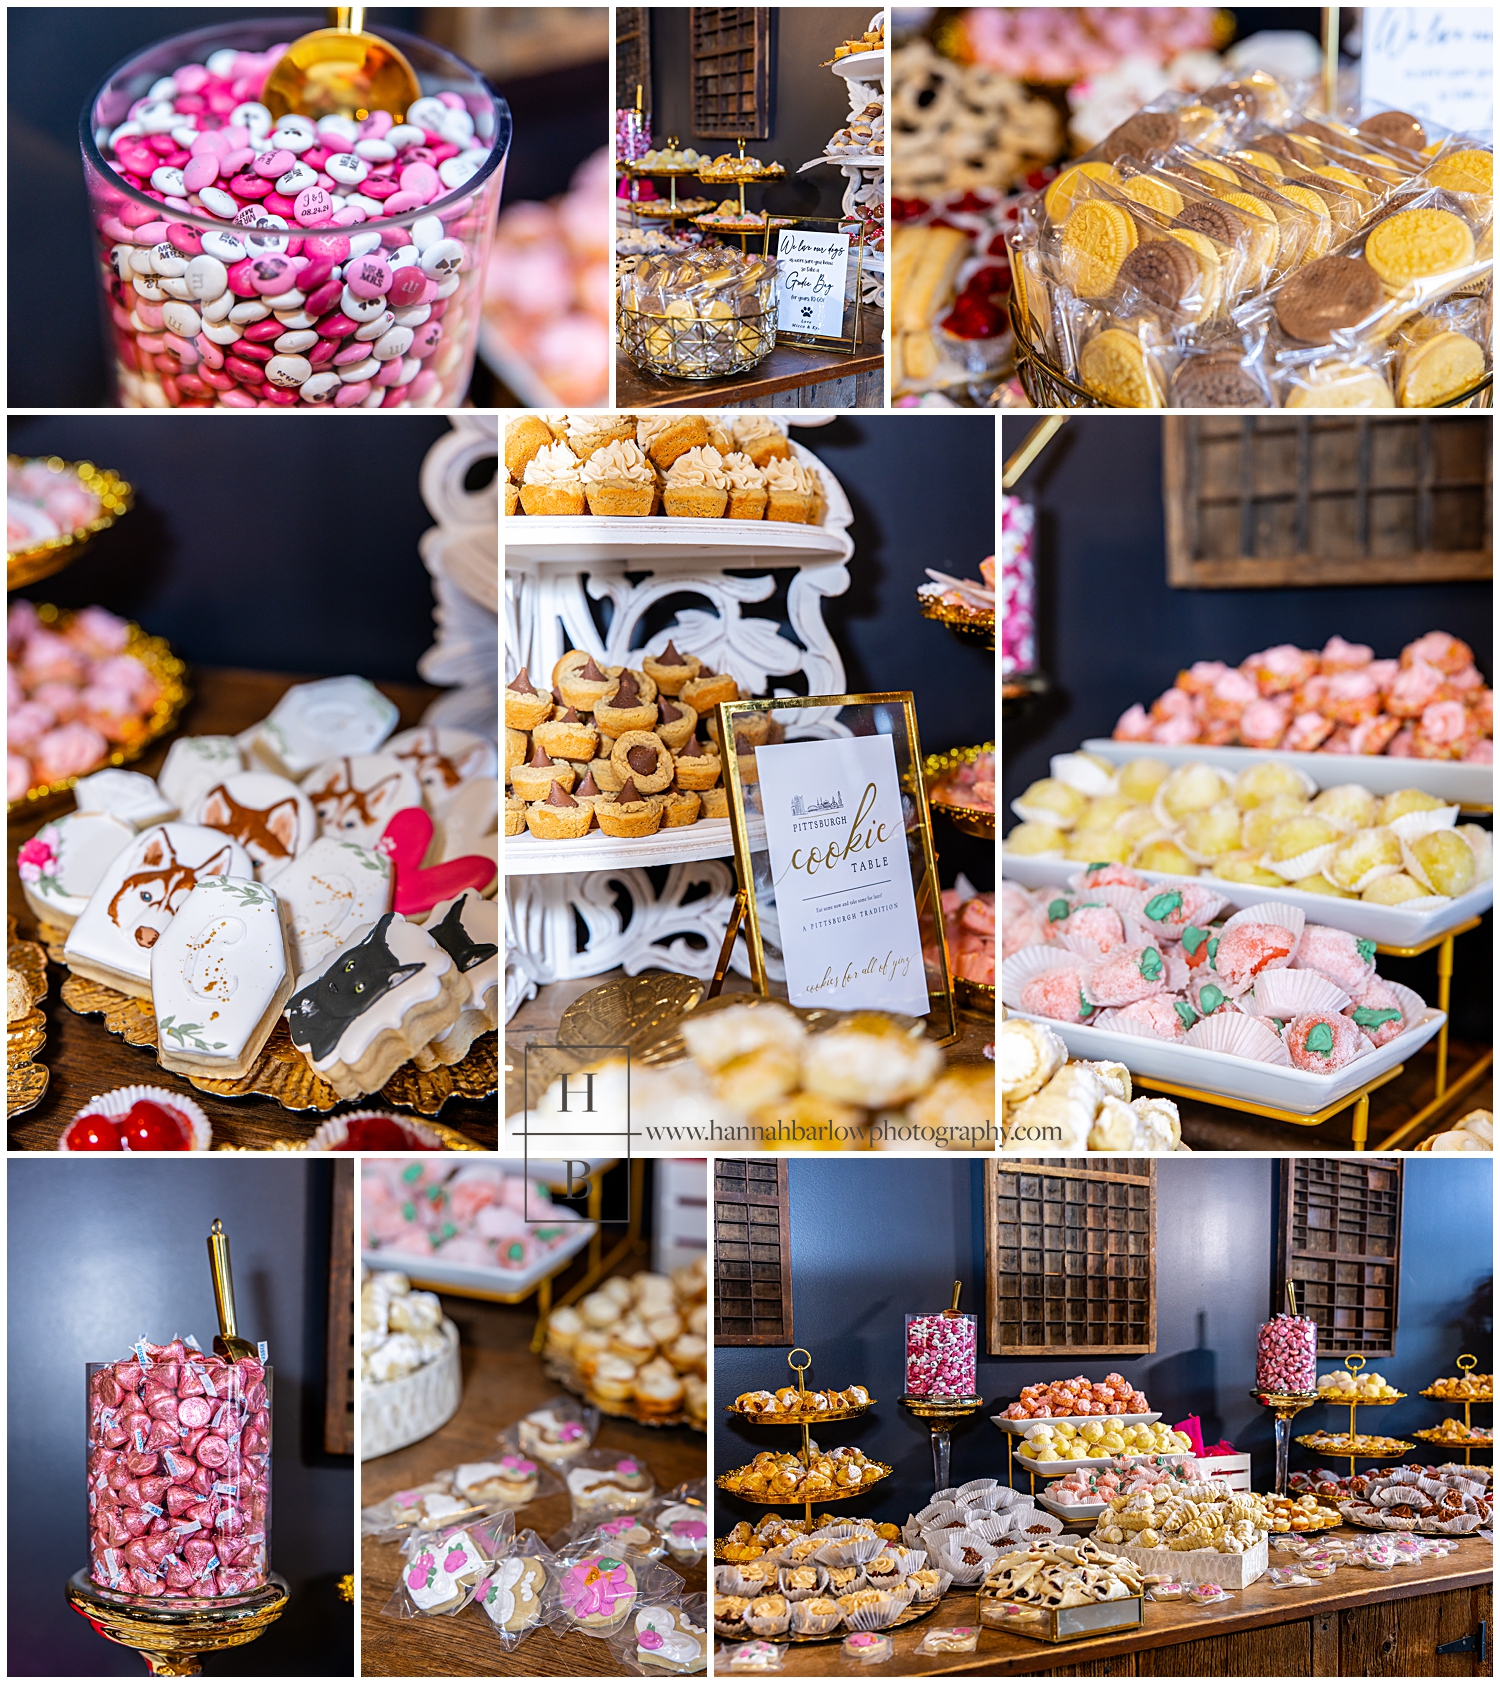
left=637, top=993, right=928, bottom=1070
left=1412, top=1428, right=1492, bottom=1446
left=7, top=915, right=51, bottom=1118
left=924, top=743, right=995, bottom=841
left=1316, top=1392, right=1406, bottom=1404
left=7, top=458, right=133, bottom=589
left=725, top=1401, right=874, bottom=1424
left=717, top=1462, right=894, bottom=1501
left=8, top=606, right=187, bottom=817
left=542, top=1351, right=706, bottom=1434
left=1421, top=1387, right=1493, bottom=1403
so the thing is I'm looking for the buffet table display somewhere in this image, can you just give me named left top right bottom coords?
left=800, top=15, right=886, bottom=309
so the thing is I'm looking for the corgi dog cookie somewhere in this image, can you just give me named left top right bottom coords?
left=402, top=1527, right=489, bottom=1614
left=252, top=675, right=399, bottom=779
left=284, top=910, right=467, bottom=1098
left=63, top=824, right=252, bottom=999
left=16, top=811, right=135, bottom=932
left=410, top=891, right=498, bottom=1070
left=150, top=876, right=295, bottom=1078
left=475, top=1555, right=547, bottom=1634
left=73, top=768, right=176, bottom=830
left=271, top=836, right=392, bottom=973
left=304, top=753, right=421, bottom=849
left=190, top=772, right=316, bottom=879
left=386, top=725, right=498, bottom=813
left=157, top=735, right=243, bottom=813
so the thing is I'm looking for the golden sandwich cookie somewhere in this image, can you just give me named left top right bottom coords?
left=1044, top=161, right=1118, bottom=223
left=1399, top=331, right=1486, bottom=406
left=1426, top=148, right=1493, bottom=200
left=1364, top=208, right=1476, bottom=288
left=1079, top=326, right=1164, bottom=407
left=1287, top=362, right=1395, bottom=408
left=1120, top=174, right=1183, bottom=217
left=1060, top=200, right=1139, bottom=298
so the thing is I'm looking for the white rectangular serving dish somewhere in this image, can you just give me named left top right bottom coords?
left=1006, top=1006, right=1444, bottom=1111
left=1092, top=1531, right=1269, bottom=1592
left=1036, top=1493, right=1109, bottom=1521
left=992, top=1412, right=1161, bottom=1435
left=361, top=1220, right=595, bottom=1298
left=1002, top=852, right=1493, bottom=947
left=1081, top=736, right=1493, bottom=811
left=1015, top=1450, right=1193, bottom=1478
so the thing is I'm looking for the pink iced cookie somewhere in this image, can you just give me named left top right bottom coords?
left=1108, top=994, right=1192, bottom=1040
left=1211, top=923, right=1297, bottom=989
left=1284, top=1012, right=1373, bottom=1072
left=1344, top=978, right=1407, bottom=1048
left=1083, top=943, right=1167, bottom=1007
left=1056, top=903, right=1129, bottom=952
left=1293, top=926, right=1376, bottom=994
left=1019, top=967, right=1090, bottom=1023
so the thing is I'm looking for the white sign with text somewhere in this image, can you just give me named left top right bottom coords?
left=1362, top=8, right=1492, bottom=137
left=775, top=228, right=850, bottom=338
left=754, top=734, right=928, bottom=1014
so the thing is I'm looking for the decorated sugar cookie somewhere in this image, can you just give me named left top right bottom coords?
left=305, top=753, right=422, bottom=848
left=567, top=1459, right=654, bottom=1514
left=435, top=775, right=499, bottom=864
left=402, top=1527, right=489, bottom=1613
left=73, top=768, right=176, bottom=830
left=411, top=890, right=498, bottom=1070
left=191, top=771, right=316, bottom=879
left=656, top=1504, right=710, bottom=1564
left=284, top=911, right=467, bottom=1099
left=377, top=806, right=496, bottom=919
left=597, top=1514, right=659, bottom=1553
left=475, top=1555, right=547, bottom=1634
left=16, top=811, right=134, bottom=932
left=386, top=725, right=498, bottom=813
left=150, top=876, right=295, bottom=1078
left=558, top=1553, right=638, bottom=1629
left=157, top=736, right=243, bottom=813
left=271, top=835, right=392, bottom=973
left=636, top=1604, right=707, bottom=1672
left=252, top=675, right=399, bottom=780
left=63, top=823, right=252, bottom=999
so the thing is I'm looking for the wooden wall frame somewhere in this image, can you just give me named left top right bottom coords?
left=325, top=1159, right=354, bottom=1456
left=714, top=1158, right=793, bottom=1345
left=615, top=6, right=653, bottom=124
left=1276, top=1158, right=1403, bottom=1360
left=984, top=1161, right=1157, bottom=1356
left=1164, top=416, right=1492, bottom=588
left=691, top=8, right=772, bottom=140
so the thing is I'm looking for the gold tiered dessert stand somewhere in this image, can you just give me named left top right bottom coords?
left=1296, top=1355, right=1413, bottom=1477
left=718, top=1346, right=888, bottom=1526
left=1415, top=1353, right=1493, bottom=1466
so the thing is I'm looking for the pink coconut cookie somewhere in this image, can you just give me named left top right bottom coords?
left=1186, top=975, right=1236, bottom=1019
left=1056, top=903, right=1128, bottom=951
left=1076, top=863, right=1149, bottom=892
left=1211, top=923, right=1298, bottom=990
left=1019, top=968, right=1090, bottom=1023
left=1345, top=978, right=1407, bottom=1048
left=1140, top=883, right=1222, bottom=934
left=1293, top=927, right=1376, bottom=994
left=1001, top=884, right=1046, bottom=958
left=1108, top=995, right=1192, bottom=1040
left=1084, top=943, right=1167, bottom=1007
left=1284, top=1012, right=1372, bottom=1073
left=1320, top=636, right=1373, bottom=673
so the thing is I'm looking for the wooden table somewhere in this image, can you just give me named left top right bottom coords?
left=7, top=667, right=497, bottom=1152
left=760, top=1533, right=1492, bottom=1677
left=616, top=309, right=884, bottom=410
left=361, top=1287, right=706, bottom=1677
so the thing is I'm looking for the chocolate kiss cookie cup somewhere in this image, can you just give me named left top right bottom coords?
left=533, top=710, right=599, bottom=763
left=654, top=698, right=698, bottom=752
left=594, top=671, right=659, bottom=736
left=504, top=668, right=552, bottom=731
left=642, top=640, right=701, bottom=695
left=525, top=782, right=593, bottom=840
left=553, top=651, right=620, bottom=713
left=594, top=779, right=662, bottom=839
left=511, top=745, right=574, bottom=802
left=610, top=731, right=675, bottom=794
left=659, top=787, right=702, bottom=828
left=673, top=737, right=722, bottom=791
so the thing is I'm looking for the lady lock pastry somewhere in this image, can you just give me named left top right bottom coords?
left=611, top=731, right=676, bottom=794
left=595, top=671, right=659, bottom=736
left=526, top=781, right=593, bottom=840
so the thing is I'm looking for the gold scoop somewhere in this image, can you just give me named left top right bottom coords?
left=261, top=5, right=419, bottom=125
left=207, top=1218, right=258, bottom=1365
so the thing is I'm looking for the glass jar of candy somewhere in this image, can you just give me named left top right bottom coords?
left=904, top=1312, right=978, bottom=1400
left=81, top=18, right=510, bottom=408
left=87, top=1340, right=271, bottom=1600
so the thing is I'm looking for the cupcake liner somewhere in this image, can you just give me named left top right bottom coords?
left=1262, top=841, right=1338, bottom=881
left=716, top=1566, right=752, bottom=1597
left=777, top=1565, right=829, bottom=1602
left=62, top=1085, right=212, bottom=1152
left=1051, top=753, right=1119, bottom=797
left=1184, top=1012, right=1293, bottom=1066
left=1010, top=1511, right=1064, bottom=1542
left=884, top=1546, right=928, bottom=1575
left=809, top=1521, right=875, bottom=1540
left=960, top=1512, right=1012, bottom=1544
left=1382, top=980, right=1429, bottom=1033
left=744, top=1604, right=792, bottom=1637
left=1243, top=970, right=1351, bottom=1020
left=714, top=1609, right=751, bottom=1639
left=1088, top=1007, right=1183, bottom=1044
left=935, top=1526, right=997, bottom=1558
left=1342, top=860, right=1403, bottom=893
left=1001, top=946, right=1086, bottom=1010
left=844, top=1588, right=915, bottom=1631
left=912, top=1500, right=962, bottom=1529
left=931, top=1539, right=999, bottom=1584
left=787, top=1599, right=842, bottom=1636
left=814, top=1534, right=886, bottom=1568
left=1389, top=805, right=1460, bottom=841
left=309, top=1111, right=446, bottom=1151
left=1398, top=835, right=1474, bottom=898
left=908, top=1570, right=954, bottom=1603
left=1011, top=795, right=1080, bottom=830
left=930, top=1488, right=961, bottom=1502
left=1221, top=900, right=1307, bottom=948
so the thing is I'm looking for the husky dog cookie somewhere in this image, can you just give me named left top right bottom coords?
left=304, top=754, right=421, bottom=848
left=150, top=876, right=295, bottom=1078
left=72, top=768, right=176, bottom=830
left=411, top=891, right=499, bottom=1069
left=16, top=811, right=134, bottom=932
left=558, top=1553, right=639, bottom=1630
left=285, top=911, right=467, bottom=1098
left=636, top=1604, right=707, bottom=1672
left=251, top=675, right=399, bottom=780
left=402, top=1527, right=489, bottom=1613
left=63, top=823, right=251, bottom=999
left=385, top=726, right=498, bottom=814
left=270, top=836, right=393, bottom=973
left=191, top=771, right=317, bottom=879
left=157, top=735, right=243, bottom=813
left=476, top=1555, right=547, bottom=1634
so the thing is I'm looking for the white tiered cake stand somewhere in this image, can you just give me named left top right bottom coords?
left=503, top=441, right=856, bottom=1020
left=798, top=11, right=886, bottom=307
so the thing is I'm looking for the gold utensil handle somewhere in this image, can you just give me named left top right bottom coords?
left=333, top=6, right=364, bottom=30
left=207, top=1218, right=239, bottom=1341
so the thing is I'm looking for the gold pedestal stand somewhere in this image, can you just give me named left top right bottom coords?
left=67, top=1570, right=289, bottom=1676
left=1416, top=1353, right=1494, bottom=1466
left=1250, top=1390, right=1319, bottom=1494
left=1297, top=1356, right=1412, bottom=1477
left=899, top=1393, right=985, bottom=1493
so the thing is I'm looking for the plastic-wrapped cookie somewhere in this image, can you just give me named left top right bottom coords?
left=476, top=1554, right=548, bottom=1634
left=402, top=1527, right=489, bottom=1613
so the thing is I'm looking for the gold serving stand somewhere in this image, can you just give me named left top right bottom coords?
left=7, top=458, right=132, bottom=590
left=1250, top=1389, right=1320, bottom=1495
left=1297, top=1357, right=1414, bottom=1477
left=718, top=1347, right=886, bottom=1525
left=1135, top=1061, right=1406, bottom=1152
left=67, top=1569, right=288, bottom=1676
left=1415, top=1354, right=1493, bottom=1465
left=7, top=913, right=50, bottom=1118
left=924, top=743, right=995, bottom=842
left=916, top=588, right=995, bottom=649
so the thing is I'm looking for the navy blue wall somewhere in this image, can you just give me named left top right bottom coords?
left=715, top=1158, right=1491, bottom=1524
left=8, top=1160, right=353, bottom=1677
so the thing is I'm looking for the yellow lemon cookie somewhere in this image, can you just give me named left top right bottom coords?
left=1399, top=330, right=1487, bottom=406
left=1287, top=362, right=1395, bottom=408
left=1426, top=148, right=1493, bottom=199
left=1236, top=148, right=1285, bottom=176
left=1079, top=327, right=1163, bottom=407
left=1044, top=161, right=1118, bottom=223
left=1121, top=174, right=1183, bottom=217
left=1365, top=207, right=1477, bottom=287
left=1060, top=201, right=1138, bottom=298
left=1312, top=164, right=1373, bottom=212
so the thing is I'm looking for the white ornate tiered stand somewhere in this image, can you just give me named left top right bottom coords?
left=798, top=11, right=886, bottom=307
left=503, top=441, right=855, bottom=1020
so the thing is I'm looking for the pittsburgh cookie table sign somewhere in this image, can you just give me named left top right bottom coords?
left=755, top=735, right=927, bottom=1013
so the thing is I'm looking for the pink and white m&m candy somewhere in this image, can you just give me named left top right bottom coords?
left=86, top=39, right=502, bottom=408
left=904, top=1312, right=978, bottom=1399
left=88, top=1338, right=270, bottom=1599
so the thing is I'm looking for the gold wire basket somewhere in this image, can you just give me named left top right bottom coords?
left=7, top=458, right=134, bottom=589
left=617, top=298, right=778, bottom=381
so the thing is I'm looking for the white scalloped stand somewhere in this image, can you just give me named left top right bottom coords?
left=360, top=1317, right=462, bottom=1461
left=503, top=439, right=855, bottom=1019
left=799, top=12, right=886, bottom=302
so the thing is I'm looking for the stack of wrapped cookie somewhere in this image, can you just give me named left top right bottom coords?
left=504, top=411, right=825, bottom=523
left=505, top=643, right=748, bottom=841
left=1008, top=68, right=1493, bottom=406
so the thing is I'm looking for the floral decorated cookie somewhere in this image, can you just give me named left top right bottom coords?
left=567, top=1457, right=655, bottom=1514
left=656, top=1504, right=710, bottom=1564
left=403, top=1528, right=489, bottom=1613
left=518, top=1406, right=592, bottom=1465
left=597, top=1514, right=660, bottom=1554
left=475, top=1555, right=547, bottom=1634
left=636, top=1603, right=707, bottom=1671
left=557, top=1553, right=638, bottom=1629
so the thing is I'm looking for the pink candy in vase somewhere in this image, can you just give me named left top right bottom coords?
left=904, top=1311, right=978, bottom=1400
left=1256, top=1314, right=1318, bottom=1396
